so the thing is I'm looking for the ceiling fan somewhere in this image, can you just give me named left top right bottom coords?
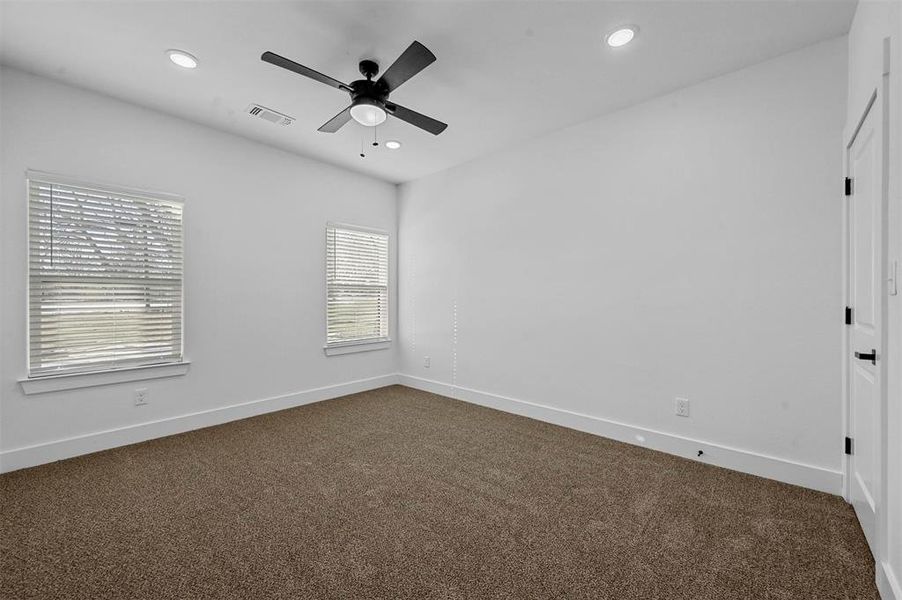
left=261, top=41, right=447, bottom=135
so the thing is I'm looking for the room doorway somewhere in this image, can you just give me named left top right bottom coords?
left=844, top=86, right=887, bottom=558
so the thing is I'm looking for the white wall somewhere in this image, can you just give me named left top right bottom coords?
left=398, top=38, right=847, bottom=491
left=847, top=2, right=902, bottom=598
left=0, top=67, right=398, bottom=470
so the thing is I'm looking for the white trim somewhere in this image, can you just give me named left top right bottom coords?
left=19, top=361, right=191, bottom=395
left=1, top=373, right=399, bottom=473
left=397, top=374, right=843, bottom=495
left=879, top=560, right=902, bottom=600
left=3, top=372, right=847, bottom=495
left=324, top=339, right=391, bottom=356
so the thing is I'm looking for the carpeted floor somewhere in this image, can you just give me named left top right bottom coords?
left=1, top=385, right=877, bottom=599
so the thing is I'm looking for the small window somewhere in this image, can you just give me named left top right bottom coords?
left=325, top=223, right=389, bottom=350
left=27, top=172, right=184, bottom=377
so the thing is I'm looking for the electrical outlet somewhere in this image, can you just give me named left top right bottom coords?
left=424, top=356, right=431, bottom=368
left=135, top=388, right=148, bottom=406
left=675, top=397, right=690, bottom=417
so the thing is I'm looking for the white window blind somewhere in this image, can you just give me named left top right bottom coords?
left=326, top=224, right=389, bottom=346
left=27, top=173, right=184, bottom=377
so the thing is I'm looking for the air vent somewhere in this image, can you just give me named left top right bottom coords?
left=246, top=104, right=294, bottom=126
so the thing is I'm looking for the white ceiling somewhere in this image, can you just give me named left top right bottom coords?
left=0, top=1, right=855, bottom=184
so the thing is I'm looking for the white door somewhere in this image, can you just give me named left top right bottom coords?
left=846, top=91, right=884, bottom=556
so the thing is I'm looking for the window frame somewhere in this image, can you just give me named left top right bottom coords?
left=21, top=170, right=189, bottom=393
left=324, top=221, right=391, bottom=356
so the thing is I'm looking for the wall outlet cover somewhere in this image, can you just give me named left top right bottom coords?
left=135, top=388, right=149, bottom=406
left=675, top=397, right=690, bottom=417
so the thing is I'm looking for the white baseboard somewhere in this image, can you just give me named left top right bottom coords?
left=880, top=560, right=902, bottom=600
left=397, top=374, right=843, bottom=495
left=2, top=372, right=845, bottom=496
left=0, top=373, right=400, bottom=473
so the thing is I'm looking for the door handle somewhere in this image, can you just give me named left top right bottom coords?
left=854, top=349, right=877, bottom=365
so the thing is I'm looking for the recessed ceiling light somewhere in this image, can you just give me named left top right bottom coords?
left=385, top=140, right=402, bottom=150
left=166, top=49, right=198, bottom=69
left=606, top=26, right=638, bottom=48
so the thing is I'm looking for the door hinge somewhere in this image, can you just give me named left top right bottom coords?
left=845, top=306, right=853, bottom=325
left=845, top=177, right=853, bottom=196
left=845, top=436, right=853, bottom=455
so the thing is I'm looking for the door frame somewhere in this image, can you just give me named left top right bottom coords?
left=841, top=40, right=892, bottom=564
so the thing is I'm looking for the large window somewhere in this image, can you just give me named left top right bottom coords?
left=325, top=223, right=389, bottom=351
left=27, top=172, right=184, bottom=378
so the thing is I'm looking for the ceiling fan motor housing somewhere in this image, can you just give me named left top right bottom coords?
left=358, top=59, right=380, bottom=79
left=350, top=77, right=390, bottom=109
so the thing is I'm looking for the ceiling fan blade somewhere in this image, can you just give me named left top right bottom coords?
left=377, top=41, right=436, bottom=93
left=318, top=106, right=353, bottom=133
left=385, top=102, right=447, bottom=135
left=261, top=51, right=351, bottom=92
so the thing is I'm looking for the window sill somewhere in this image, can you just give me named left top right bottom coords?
left=324, top=339, right=391, bottom=356
left=19, top=362, right=191, bottom=395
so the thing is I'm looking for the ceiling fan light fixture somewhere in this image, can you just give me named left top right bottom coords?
left=606, top=26, right=638, bottom=48
left=350, top=99, right=387, bottom=127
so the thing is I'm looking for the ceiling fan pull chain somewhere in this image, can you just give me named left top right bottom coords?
left=360, top=136, right=365, bottom=158
left=373, top=125, right=379, bottom=147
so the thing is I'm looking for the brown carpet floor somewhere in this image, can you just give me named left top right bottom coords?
left=1, top=385, right=877, bottom=599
